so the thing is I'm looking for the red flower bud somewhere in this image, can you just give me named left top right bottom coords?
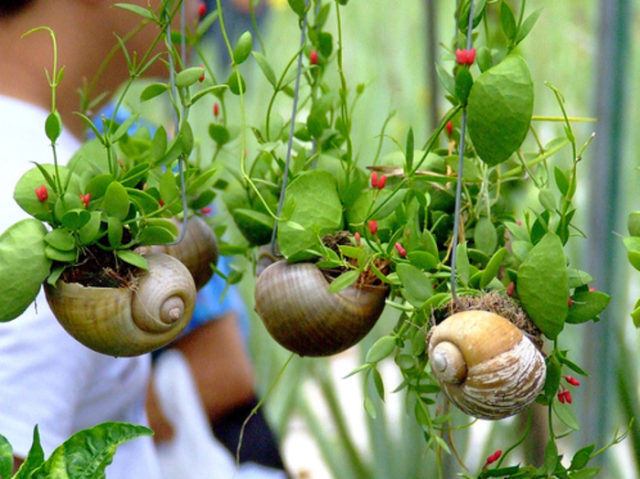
left=368, top=220, right=378, bottom=236
left=589, top=287, right=596, bottom=292
left=354, top=232, right=361, bottom=246
left=370, top=171, right=379, bottom=188
left=485, top=450, right=502, bottom=466
left=35, top=185, right=48, bottom=202
left=79, top=193, right=90, bottom=208
left=395, top=242, right=407, bottom=258
left=564, top=390, right=573, bottom=404
left=200, top=206, right=213, bottom=215
left=558, top=390, right=566, bottom=404
left=565, top=376, right=580, bottom=387
left=158, top=198, right=164, bottom=207
left=506, top=282, right=515, bottom=297
left=213, top=103, right=220, bottom=118
left=455, top=48, right=476, bottom=66
left=568, top=296, right=573, bottom=307
left=199, top=65, right=205, bottom=82
left=445, top=121, right=453, bottom=137
left=377, top=175, right=387, bottom=190
left=198, top=1, right=206, bottom=18
left=310, top=50, right=318, bottom=65
left=467, top=47, right=476, bottom=65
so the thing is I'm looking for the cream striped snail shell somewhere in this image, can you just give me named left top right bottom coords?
left=140, top=215, right=218, bottom=290
left=44, top=253, right=196, bottom=357
left=254, top=260, right=389, bottom=357
left=427, top=310, right=546, bottom=420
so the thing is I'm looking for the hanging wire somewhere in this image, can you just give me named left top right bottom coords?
left=269, top=0, right=310, bottom=257
left=450, top=0, right=475, bottom=309
left=167, top=0, right=189, bottom=246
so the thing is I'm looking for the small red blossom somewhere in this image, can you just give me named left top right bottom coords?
left=35, top=185, right=48, bottom=202
left=455, top=47, right=476, bottom=66
left=200, top=206, right=213, bottom=215
left=589, top=287, right=596, bottom=292
left=506, top=282, right=515, bottom=297
left=564, top=390, right=573, bottom=404
left=485, top=450, right=502, bottom=466
left=558, top=390, right=566, bottom=404
left=354, top=232, right=361, bottom=246
left=517, top=220, right=522, bottom=226
left=198, top=1, right=206, bottom=18
left=310, top=50, right=319, bottom=65
left=158, top=199, right=164, bottom=207
left=445, top=121, right=453, bottom=137
left=568, top=296, right=573, bottom=307
left=565, top=376, right=580, bottom=387
left=395, top=242, right=407, bottom=258
left=199, top=65, right=205, bottom=82
left=213, top=103, right=220, bottom=118
left=79, top=193, right=90, bottom=208
left=371, top=171, right=379, bottom=188
left=377, top=175, right=387, bottom=190
left=368, top=220, right=378, bottom=236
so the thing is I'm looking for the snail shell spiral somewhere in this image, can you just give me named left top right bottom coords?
left=427, top=310, right=546, bottom=420
left=45, top=253, right=196, bottom=357
left=254, top=260, right=389, bottom=357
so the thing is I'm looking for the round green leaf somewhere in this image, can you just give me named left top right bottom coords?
left=474, top=217, right=497, bottom=255
left=60, top=209, right=91, bottom=231
left=467, top=54, right=534, bottom=166
left=0, top=219, right=51, bottom=321
left=44, top=228, right=76, bottom=251
left=516, top=232, right=568, bottom=339
left=227, top=71, right=247, bottom=95
left=629, top=211, right=640, bottom=236
left=366, top=336, right=397, bottom=364
left=233, top=31, right=253, bottom=65
left=103, top=181, right=130, bottom=221
left=175, top=66, right=205, bottom=88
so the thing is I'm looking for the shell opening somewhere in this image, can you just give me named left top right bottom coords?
left=431, top=341, right=467, bottom=384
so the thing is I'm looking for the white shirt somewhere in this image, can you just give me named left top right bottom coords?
left=0, top=95, right=162, bottom=478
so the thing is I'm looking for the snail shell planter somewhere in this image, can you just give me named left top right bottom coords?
left=427, top=309, right=547, bottom=420
left=254, top=260, right=389, bottom=357
left=44, top=252, right=196, bottom=357
left=139, top=215, right=219, bottom=290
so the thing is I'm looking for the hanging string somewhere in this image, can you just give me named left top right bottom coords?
left=167, top=0, right=189, bottom=246
left=269, top=0, right=310, bottom=257
left=450, top=0, right=475, bottom=309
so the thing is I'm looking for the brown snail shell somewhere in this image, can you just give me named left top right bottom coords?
left=254, top=260, right=389, bottom=357
left=140, top=216, right=218, bottom=290
left=427, top=310, right=546, bottom=420
left=44, top=253, right=196, bottom=357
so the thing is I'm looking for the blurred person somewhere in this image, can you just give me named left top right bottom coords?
left=0, top=0, right=199, bottom=475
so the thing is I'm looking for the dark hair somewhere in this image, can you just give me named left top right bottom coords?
left=0, top=0, right=36, bottom=16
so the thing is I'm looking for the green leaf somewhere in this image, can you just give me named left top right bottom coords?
left=277, top=170, right=343, bottom=262
left=108, top=216, right=123, bottom=248
left=127, top=189, right=160, bottom=216
left=539, top=188, right=556, bottom=212
left=227, top=71, right=247, bottom=95
left=566, top=291, right=610, bottom=324
left=435, top=64, right=456, bottom=98
left=500, top=0, right=517, bottom=41
left=150, top=126, right=168, bottom=164
left=623, top=236, right=640, bottom=270
left=31, top=422, right=153, bottom=479
left=0, top=433, right=12, bottom=479
left=14, top=426, right=45, bottom=479
left=159, top=169, right=179, bottom=207
left=455, top=67, right=473, bottom=105
left=45, top=245, right=76, bottom=263
left=116, top=250, right=149, bottom=270
left=366, top=336, right=397, bottom=363
left=140, top=82, right=169, bottom=101
left=327, top=269, right=359, bottom=293
left=568, top=268, right=594, bottom=288
left=44, top=228, right=76, bottom=251
left=103, top=181, right=130, bottom=221
left=474, top=217, right=497, bottom=255
left=364, top=395, right=377, bottom=419
left=553, top=400, right=580, bottom=431
left=114, top=3, right=155, bottom=20
left=422, top=228, right=440, bottom=259
left=407, top=251, right=438, bottom=271
left=78, top=211, right=102, bottom=246
left=139, top=226, right=177, bottom=246
left=45, top=110, right=63, bottom=143
left=543, top=353, right=562, bottom=403
left=570, top=444, right=595, bottom=471
left=480, top=247, right=506, bottom=289
left=542, top=439, right=559, bottom=474
left=569, top=468, right=600, bottom=479
left=371, top=366, right=385, bottom=400
left=175, top=66, right=205, bottom=88
left=467, top=55, right=534, bottom=166
left=288, top=0, right=306, bottom=16
left=456, top=242, right=470, bottom=287
left=516, top=8, right=543, bottom=45
left=517, top=232, right=568, bottom=339
left=554, top=166, right=570, bottom=196
left=60, top=209, right=91, bottom=231
left=252, top=51, right=277, bottom=87
left=0, top=219, right=51, bottom=322
left=405, top=128, right=414, bottom=173
left=86, top=174, right=115, bottom=200
left=397, top=263, right=433, bottom=307
left=233, top=31, right=253, bottom=65
left=209, top=124, right=230, bottom=147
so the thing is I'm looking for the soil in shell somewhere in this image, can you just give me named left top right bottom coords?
left=60, top=244, right=140, bottom=289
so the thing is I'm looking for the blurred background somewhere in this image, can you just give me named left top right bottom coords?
left=160, top=0, right=640, bottom=477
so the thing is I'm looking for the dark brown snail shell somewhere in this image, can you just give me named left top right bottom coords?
left=44, top=253, right=196, bottom=357
left=254, top=260, right=389, bottom=357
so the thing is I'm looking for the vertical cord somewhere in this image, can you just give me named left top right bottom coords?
left=450, top=0, right=475, bottom=308
left=269, top=0, right=310, bottom=257
left=168, top=1, right=189, bottom=245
